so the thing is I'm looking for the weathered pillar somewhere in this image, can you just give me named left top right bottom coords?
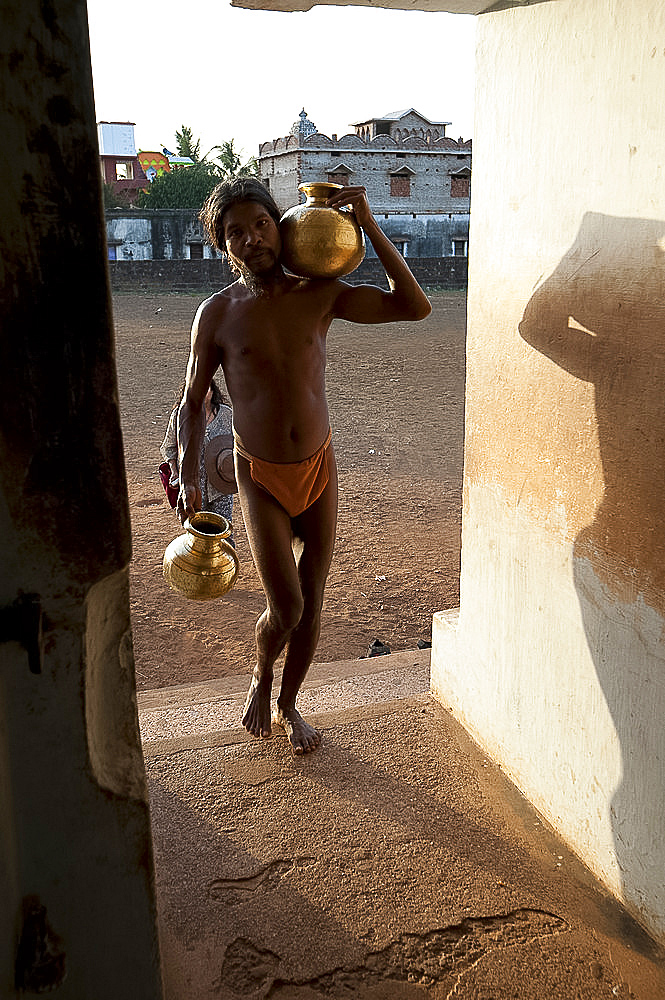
left=432, top=0, right=665, bottom=947
left=0, top=0, right=163, bottom=995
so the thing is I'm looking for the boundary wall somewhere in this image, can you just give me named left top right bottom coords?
left=107, top=256, right=468, bottom=293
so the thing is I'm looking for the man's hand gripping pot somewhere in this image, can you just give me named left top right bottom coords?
left=177, top=480, right=201, bottom=525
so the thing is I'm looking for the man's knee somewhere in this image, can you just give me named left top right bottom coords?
left=295, top=595, right=324, bottom=634
left=269, top=590, right=305, bottom=634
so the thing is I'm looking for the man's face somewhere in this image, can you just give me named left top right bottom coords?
left=222, top=200, right=281, bottom=277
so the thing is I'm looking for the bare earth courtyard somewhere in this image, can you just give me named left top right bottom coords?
left=114, top=290, right=465, bottom=692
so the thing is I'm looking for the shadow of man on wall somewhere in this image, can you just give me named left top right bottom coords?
left=518, top=212, right=665, bottom=933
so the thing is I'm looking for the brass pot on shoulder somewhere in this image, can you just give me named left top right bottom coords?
left=280, top=182, right=365, bottom=280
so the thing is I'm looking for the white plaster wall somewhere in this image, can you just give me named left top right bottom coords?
left=431, top=0, right=665, bottom=943
left=106, top=218, right=153, bottom=260
left=433, top=492, right=665, bottom=923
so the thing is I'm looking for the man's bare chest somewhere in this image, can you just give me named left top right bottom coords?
left=216, top=295, right=329, bottom=367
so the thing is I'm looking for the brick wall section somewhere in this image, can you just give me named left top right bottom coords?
left=108, top=259, right=232, bottom=293
left=107, top=256, right=468, bottom=293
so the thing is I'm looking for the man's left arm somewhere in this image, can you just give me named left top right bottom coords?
left=327, top=187, right=432, bottom=324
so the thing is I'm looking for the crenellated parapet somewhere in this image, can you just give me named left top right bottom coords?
left=258, top=111, right=472, bottom=226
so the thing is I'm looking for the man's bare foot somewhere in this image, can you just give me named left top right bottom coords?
left=242, top=673, right=273, bottom=738
left=273, top=705, right=321, bottom=755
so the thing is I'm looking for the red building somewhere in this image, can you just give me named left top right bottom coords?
left=98, top=121, right=148, bottom=205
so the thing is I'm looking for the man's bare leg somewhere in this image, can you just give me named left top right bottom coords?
left=241, top=610, right=286, bottom=738
left=274, top=456, right=338, bottom=754
left=272, top=619, right=323, bottom=754
left=237, top=456, right=306, bottom=740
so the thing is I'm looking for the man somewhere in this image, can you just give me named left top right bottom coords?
left=177, top=178, right=431, bottom=754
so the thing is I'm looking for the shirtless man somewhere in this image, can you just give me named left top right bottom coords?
left=177, top=178, right=431, bottom=754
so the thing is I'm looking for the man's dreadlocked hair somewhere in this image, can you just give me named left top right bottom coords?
left=199, top=178, right=282, bottom=254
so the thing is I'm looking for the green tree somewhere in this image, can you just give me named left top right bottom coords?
left=207, top=139, right=258, bottom=180
left=101, top=181, right=128, bottom=210
left=137, top=130, right=259, bottom=210
left=136, top=160, right=221, bottom=210
left=175, top=125, right=201, bottom=162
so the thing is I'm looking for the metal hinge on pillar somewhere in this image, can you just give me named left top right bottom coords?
left=15, top=896, right=67, bottom=993
left=0, top=593, right=43, bottom=674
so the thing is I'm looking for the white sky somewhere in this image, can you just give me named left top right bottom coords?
left=86, top=0, right=476, bottom=162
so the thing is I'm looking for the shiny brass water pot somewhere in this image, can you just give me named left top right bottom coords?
left=163, top=511, right=239, bottom=600
left=280, top=182, right=365, bottom=279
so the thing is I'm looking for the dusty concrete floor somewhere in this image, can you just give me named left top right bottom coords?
left=139, top=653, right=665, bottom=999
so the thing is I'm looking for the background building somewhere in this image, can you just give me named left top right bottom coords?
left=98, top=124, right=195, bottom=207
left=98, top=121, right=148, bottom=206
left=259, top=108, right=471, bottom=259
left=137, top=150, right=170, bottom=182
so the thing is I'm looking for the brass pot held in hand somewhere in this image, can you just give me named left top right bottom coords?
left=163, top=511, right=239, bottom=600
left=280, top=182, right=365, bottom=279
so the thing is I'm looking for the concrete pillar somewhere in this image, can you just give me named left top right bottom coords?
left=432, top=0, right=665, bottom=946
left=0, top=0, right=163, bottom=995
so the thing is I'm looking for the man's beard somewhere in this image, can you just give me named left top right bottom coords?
left=227, top=251, right=283, bottom=296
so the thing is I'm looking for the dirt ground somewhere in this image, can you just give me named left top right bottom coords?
left=113, top=290, right=465, bottom=691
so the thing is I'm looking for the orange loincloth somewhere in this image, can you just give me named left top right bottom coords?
left=233, top=428, right=332, bottom=518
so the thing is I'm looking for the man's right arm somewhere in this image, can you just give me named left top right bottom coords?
left=177, top=299, right=222, bottom=523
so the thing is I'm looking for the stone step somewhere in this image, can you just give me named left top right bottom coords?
left=138, top=648, right=430, bottom=757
